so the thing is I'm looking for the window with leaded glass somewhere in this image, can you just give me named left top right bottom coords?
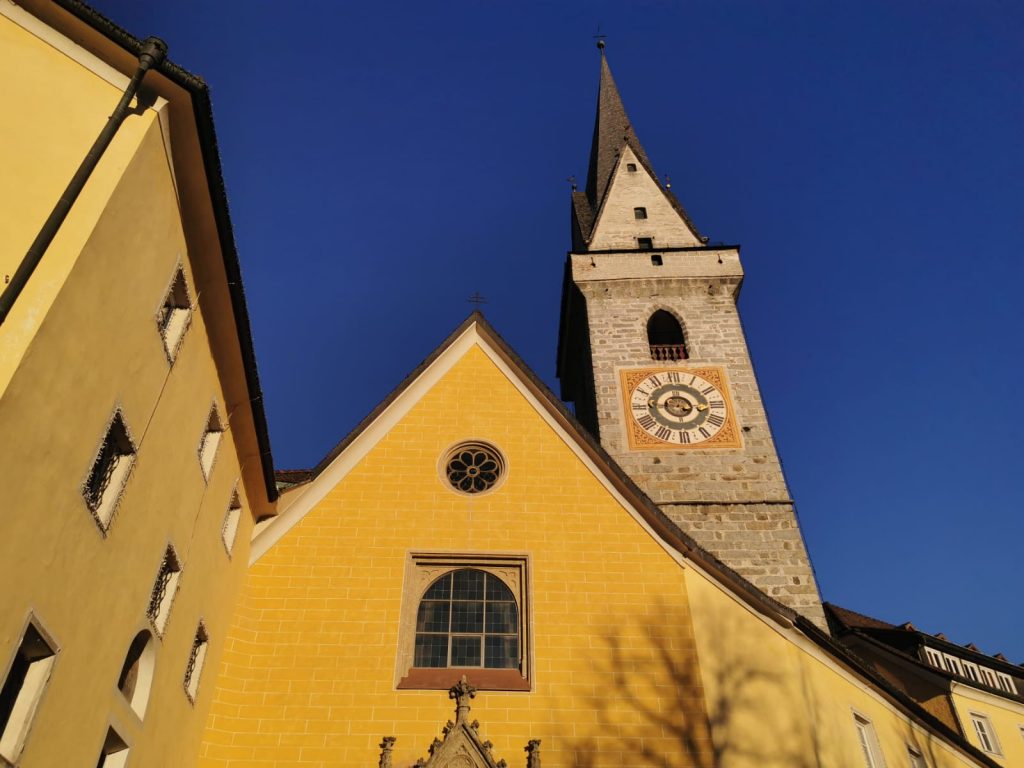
left=414, top=569, right=519, bottom=671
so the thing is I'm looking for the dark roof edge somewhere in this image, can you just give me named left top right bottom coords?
left=294, top=311, right=1005, bottom=766
left=795, top=616, right=1003, bottom=768
left=51, top=0, right=278, bottom=502
left=828, top=602, right=1024, bottom=675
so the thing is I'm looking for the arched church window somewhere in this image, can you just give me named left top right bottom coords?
left=647, top=310, right=688, bottom=361
left=414, top=569, right=518, bottom=670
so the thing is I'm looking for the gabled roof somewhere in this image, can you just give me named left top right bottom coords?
left=254, top=312, right=1002, bottom=767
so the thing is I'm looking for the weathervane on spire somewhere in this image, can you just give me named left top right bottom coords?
left=467, top=292, right=488, bottom=308
left=594, top=26, right=606, bottom=50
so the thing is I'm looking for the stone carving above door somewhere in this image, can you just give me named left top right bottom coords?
left=377, top=676, right=540, bottom=768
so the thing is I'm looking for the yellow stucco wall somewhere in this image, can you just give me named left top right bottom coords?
left=0, top=35, right=257, bottom=765
left=200, top=344, right=714, bottom=767
left=0, top=13, right=157, bottom=392
left=949, top=686, right=1024, bottom=766
left=685, top=569, right=989, bottom=768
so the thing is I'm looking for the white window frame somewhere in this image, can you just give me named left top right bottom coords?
left=995, top=671, right=1017, bottom=695
left=961, top=660, right=981, bottom=684
left=979, top=666, right=999, bottom=689
left=969, top=712, right=1002, bottom=756
left=0, top=616, right=58, bottom=764
left=907, top=745, right=927, bottom=768
left=923, top=647, right=944, bottom=669
left=942, top=654, right=964, bottom=677
left=853, top=712, right=887, bottom=768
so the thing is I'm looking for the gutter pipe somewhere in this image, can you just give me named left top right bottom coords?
left=0, top=36, right=167, bottom=325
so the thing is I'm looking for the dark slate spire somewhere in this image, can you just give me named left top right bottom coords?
left=584, top=44, right=654, bottom=210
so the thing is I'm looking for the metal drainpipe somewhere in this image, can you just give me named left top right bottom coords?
left=0, top=37, right=168, bottom=326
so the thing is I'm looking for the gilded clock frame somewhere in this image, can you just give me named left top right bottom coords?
left=619, top=366, right=743, bottom=450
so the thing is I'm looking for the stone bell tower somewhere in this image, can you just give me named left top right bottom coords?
left=557, top=43, right=824, bottom=625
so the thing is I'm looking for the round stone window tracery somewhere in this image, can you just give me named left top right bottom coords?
left=443, top=442, right=505, bottom=495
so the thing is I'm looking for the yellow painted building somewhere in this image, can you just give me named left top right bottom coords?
left=0, top=2, right=276, bottom=765
left=1, top=3, right=1021, bottom=768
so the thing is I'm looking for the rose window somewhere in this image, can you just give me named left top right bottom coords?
left=444, top=442, right=505, bottom=494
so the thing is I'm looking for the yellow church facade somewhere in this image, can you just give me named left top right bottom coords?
left=1, top=3, right=1021, bottom=768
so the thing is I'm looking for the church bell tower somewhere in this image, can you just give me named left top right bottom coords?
left=557, top=44, right=825, bottom=625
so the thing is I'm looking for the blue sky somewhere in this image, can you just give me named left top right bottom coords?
left=92, top=1, right=1023, bottom=659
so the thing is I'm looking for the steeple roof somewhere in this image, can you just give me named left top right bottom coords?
left=584, top=46, right=654, bottom=210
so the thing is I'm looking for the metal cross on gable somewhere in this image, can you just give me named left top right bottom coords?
left=467, top=292, right=488, bottom=307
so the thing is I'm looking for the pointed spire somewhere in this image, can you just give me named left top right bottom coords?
left=584, top=44, right=654, bottom=210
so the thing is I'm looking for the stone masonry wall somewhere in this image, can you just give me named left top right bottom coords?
left=572, top=265, right=825, bottom=626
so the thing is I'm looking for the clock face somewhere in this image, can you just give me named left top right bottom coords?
left=620, top=367, right=741, bottom=450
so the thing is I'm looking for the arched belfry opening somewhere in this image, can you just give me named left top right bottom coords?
left=647, top=310, right=688, bottom=361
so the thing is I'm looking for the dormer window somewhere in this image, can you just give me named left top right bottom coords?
left=634, top=207, right=647, bottom=220
left=637, top=237, right=653, bottom=250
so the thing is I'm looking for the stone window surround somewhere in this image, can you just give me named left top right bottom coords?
left=155, top=261, right=193, bottom=364
left=0, top=613, right=58, bottom=765
left=395, top=552, right=531, bottom=692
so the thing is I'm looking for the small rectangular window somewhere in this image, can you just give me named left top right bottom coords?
left=853, top=713, right=885, bottom=768
left=970, top=712, right=1001, bottom=755
left=651, top=254, right=663, bottom=266
left=199, top=405, right=224, bottom=481
left=147, top=546, right=182, bottom=635
left=96, top=727, right=129, bottom=768
left=221, top=488, right=243, bottom=556
left=633, top=207, right=648, bottom=220
left=626, top=163, right=637, bottom=172
left=83, top=410, right=136, bottom=530
left=184, top=623, right=209, bottom=703
left=637, top=237, right=654, bottom=250
left=0, top=619, right=57, bottom=764
left=907, top=745, right=927, bottom=768
left=923, top=647, right=943, bottom=668
left=157, top=267, right=192, bottom=362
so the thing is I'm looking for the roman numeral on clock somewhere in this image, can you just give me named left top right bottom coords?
left=666, top=371, right=680, bottom=383
left=679, top=431, right=691, bottom=444
left=707, top=413, right=724, bottom=427
left=709, top=400, right=724, bottom=409
left=655, top=426, right=672, bottom=441
left=637, top=415, right=656, bottom=430
left=699, top=427, right=711, bottom=439
left=701, top=386, right=715, bottom=395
